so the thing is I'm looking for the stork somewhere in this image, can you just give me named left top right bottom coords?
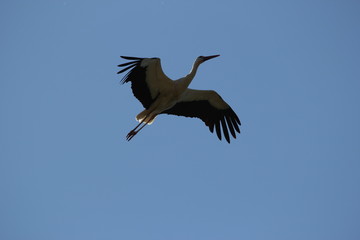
left=117, top=55, right=241, bottom=143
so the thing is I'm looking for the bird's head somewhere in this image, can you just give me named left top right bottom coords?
left=197, top=54, right=220, bottom=64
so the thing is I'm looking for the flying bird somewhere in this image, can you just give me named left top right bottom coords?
left=117, top=55, right=241, bottom=143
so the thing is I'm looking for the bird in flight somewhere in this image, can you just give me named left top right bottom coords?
left=117, top=55, right=241, bottom=143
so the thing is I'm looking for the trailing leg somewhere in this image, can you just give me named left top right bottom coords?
left=126, top=114, right=156, bottom=141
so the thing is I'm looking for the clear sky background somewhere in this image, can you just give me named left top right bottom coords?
left=1, top=1, right=360, bottom=239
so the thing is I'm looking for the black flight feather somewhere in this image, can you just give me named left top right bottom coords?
left=117, top=56, right=154, bottom=109
left=162, top=100, right=241, bottom=143
left=117, top=63, right=138, bottom=74
left=118, top=61, right=139, bottom=67
left=225, top=115, right=236, bottom=138
left=121, top=56, right=143, bottom=60
left=221, top=118, right=230, bottom=143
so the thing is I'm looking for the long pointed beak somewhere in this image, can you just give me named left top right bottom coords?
left=203, top=54, right=220, bottom=62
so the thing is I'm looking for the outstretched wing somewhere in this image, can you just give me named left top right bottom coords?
left=162, top=89, right=241, bottom=143
left=117, top=56, right=172, bottom=109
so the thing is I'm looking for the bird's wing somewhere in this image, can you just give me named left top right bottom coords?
left=162, top=89, right=241, bottom=143
left=117, top=56, right=172, bottom=109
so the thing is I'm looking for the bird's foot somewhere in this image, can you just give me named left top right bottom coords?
left=126, top=130, right=137, bottom=141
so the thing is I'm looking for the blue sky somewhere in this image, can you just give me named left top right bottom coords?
left=1, top=0, right=360, bottom=239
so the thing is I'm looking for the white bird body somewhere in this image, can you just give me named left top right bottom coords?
left=117, top=55, right=241, bottom=143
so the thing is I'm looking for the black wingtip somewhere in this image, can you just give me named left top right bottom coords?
left=118, top=60, right=139, bottom=67
left=117, top=64, right=138, bottom=74
left=121, top=56, right=143, bottom=60
left=225, top=115, right=236, bottom=139
left=215, top=121, right=222, bottom=141
left=209, top=124, right=214, bottom=133
left=221, top=118, right=230, bottom=143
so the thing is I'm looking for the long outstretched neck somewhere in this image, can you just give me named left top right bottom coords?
left=179, top=59, right=201, bottom=89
